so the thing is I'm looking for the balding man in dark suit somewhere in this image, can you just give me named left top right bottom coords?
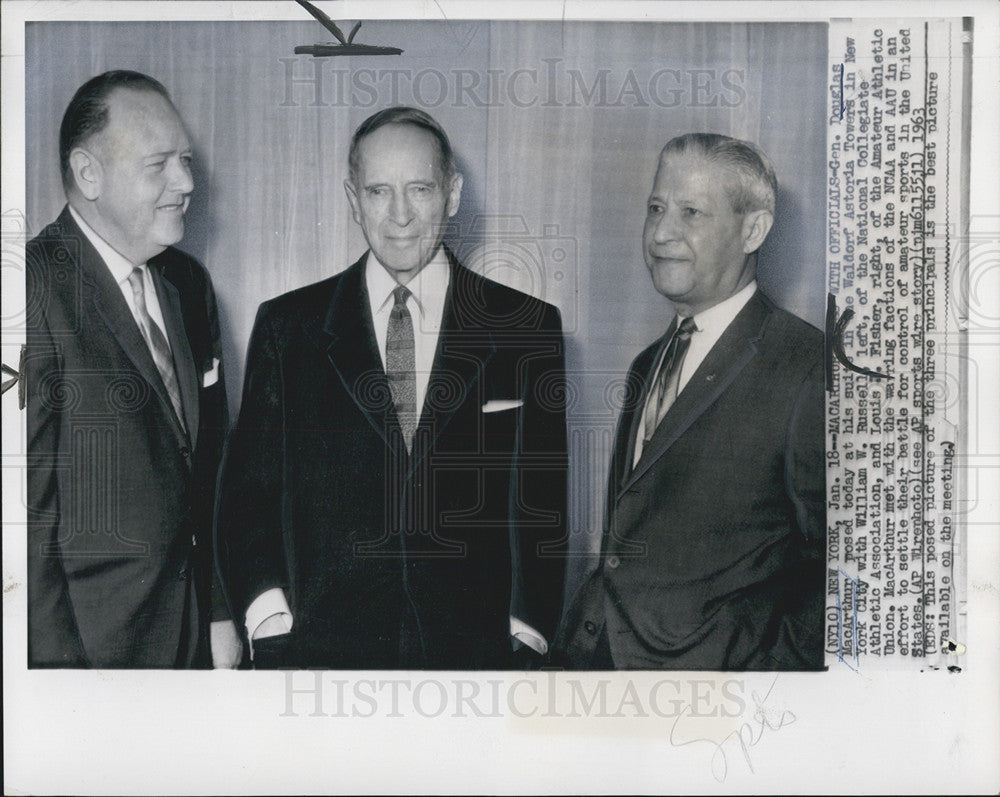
left=26, top=71, right=240, bottom=668
left=216, top=107, right=568, bottom=669
left=555, top=133, right=825, bottom=670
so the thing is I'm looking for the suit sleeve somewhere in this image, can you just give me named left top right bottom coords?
left=214, top=303, right=290, bottom=628
left=787, top=360, right=826, bottom=547
left=776, top=358, right=827, bottom=667
left=509, top=303, right=569, bottom=644
left=25, top=280, right=90, bottom=667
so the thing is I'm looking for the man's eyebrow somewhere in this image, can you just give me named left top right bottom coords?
left=646, top=193, right=709, bottom=210
left=362, top=179, right=437, bottom=189
left=144, top=148, right=186, bottom=159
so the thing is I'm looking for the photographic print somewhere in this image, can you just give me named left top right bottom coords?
left=3, top=1, right=997, bottom=794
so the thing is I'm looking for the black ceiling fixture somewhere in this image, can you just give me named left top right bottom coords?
left=293, top=0, right=403, bottom=57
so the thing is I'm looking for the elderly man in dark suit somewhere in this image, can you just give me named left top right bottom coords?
left=216, top=106, right=567, bottom=669
left=555, top=133, right=825, bottom=670
left=25, top=71, right=240, bottom=668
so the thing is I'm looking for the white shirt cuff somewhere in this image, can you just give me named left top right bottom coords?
left=245, top=588, right=293, bottom=659
left=510, top=616, right=548, bottom=655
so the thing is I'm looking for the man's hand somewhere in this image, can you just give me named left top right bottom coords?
left=210, top=619, right=243, bottom=669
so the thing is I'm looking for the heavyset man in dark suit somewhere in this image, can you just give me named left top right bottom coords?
left=26, top=71, right=241, bottom=668
left=555, top=133, right=825, bottom=670
left=215, top=107, right=567, bottom=669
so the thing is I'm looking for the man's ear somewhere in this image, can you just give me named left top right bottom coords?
left=446, top=172, right=463, bottom=218
left=741, top=209, right=774, bottom=255
left=343, top=179, right=362, bottom=225
left=68, top=147, right=102, bottom=201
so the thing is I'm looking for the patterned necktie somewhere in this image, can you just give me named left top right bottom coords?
left=386, top=285, right=417, bottom=451
left=126, top=267, right=187, bottom=434
left=642, top=315, right=697, bottom=442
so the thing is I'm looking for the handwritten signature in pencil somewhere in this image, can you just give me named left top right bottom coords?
left=669, top=675, right=797, bottom=782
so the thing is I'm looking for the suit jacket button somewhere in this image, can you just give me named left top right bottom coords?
left=177, top=567, right=188, bottom=581
left=606, top=555, right=620, bottom=569
left=584, top=620, right=597, bottom=635
left=179, top=445, right=191, bottom=460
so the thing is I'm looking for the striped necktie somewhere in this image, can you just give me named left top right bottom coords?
left=642, top=315, right=697, bottom=442
left=127, top=267, right=187, bottom=434
left=386, top=285, right=417, bottom=452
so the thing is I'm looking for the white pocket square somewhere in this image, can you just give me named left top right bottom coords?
left=202, top=357, right=220, bottom=388
left=482, top=399, right=523, bottom=413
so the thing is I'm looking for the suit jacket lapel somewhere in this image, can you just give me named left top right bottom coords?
left=609, top=341, right=661, bottom=498
left=408, top=253, right=495, bottom=474
left=316, top=250, right=496, bottom=469
left=600, top=341, right=659, bottom=558
left=619, top=293, right=772, bottom=496
left=150, top=263, right=199, bottom=447
left=317, top=254, right=407, bottom=458
left=65, top=209, right=188, bottom=448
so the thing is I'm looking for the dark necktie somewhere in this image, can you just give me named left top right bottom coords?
left=386, top=285, right=417, bottom=451
left=127, top=267, right=187, bottom=434
left=642, top=315, right=697, bottom=442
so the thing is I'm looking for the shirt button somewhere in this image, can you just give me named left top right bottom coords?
left=584, top=620, right=597, bottom=635
left=606, top=555, right=620, bottom=569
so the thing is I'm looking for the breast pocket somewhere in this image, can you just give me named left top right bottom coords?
left=480, top=402, right=520, bottom=454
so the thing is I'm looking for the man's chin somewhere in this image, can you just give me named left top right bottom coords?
left=375, top=253, right=433, bottom=279
left=145, top=240, right=181, bottom=262
left=153, top=223, right=185, bottom=250
left=649, top=271, right=690, bottom=302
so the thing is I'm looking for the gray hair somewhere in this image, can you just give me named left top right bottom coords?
left=660, top=132, right=777, bottom=215
left=348, top=106, right=456, bottom=184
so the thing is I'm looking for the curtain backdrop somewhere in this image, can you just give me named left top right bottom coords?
left=26, top=19, right=828, bottom=604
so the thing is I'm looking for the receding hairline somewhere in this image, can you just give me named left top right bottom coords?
left=349, top=120, right=455, bottom=184
left=652, top=149, right=740, bottom=199
left=656, top=146, right=738, bottom=176
left=655, top=134, right=777, bottom=215
left=75, top=85, right=184, bottom=154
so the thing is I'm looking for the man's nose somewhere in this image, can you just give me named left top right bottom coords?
left=388, top=191, right=413, bottom=226
left=651, top=206, right=680, bottom=244
left=169, top=157, right=195, bottom=195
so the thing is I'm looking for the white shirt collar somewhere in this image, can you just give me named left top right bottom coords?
left=688, top=280, right=758, bottom=335
left=364, top=247, right=451, bottom=322
left=633, top=280, right=759, bottom=467
left=68, top=203, right=144, bottom=283
left=67, top=203, right=173, bottom=353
